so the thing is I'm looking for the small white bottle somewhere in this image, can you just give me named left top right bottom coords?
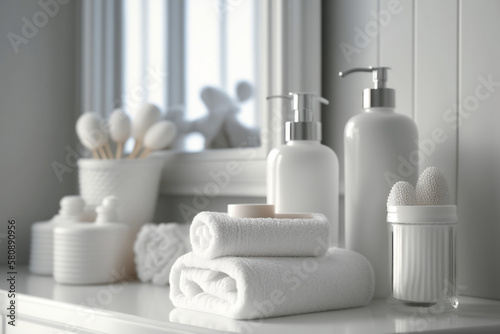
left=267, top=93, right=339, bottom=246
left=29, top=196, right=87, bottom=275
left=339, top=67, right=418, bottom=298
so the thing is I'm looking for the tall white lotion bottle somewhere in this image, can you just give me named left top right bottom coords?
left=267, top=92, right=339, bottom=246
left=339, top=67, right=418, bottom=298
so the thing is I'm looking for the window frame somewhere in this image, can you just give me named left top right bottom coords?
left=80, top=0, right=321, bottom=197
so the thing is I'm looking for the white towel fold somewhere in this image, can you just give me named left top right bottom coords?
left=190, top=211, right=330, bottom=259
left=134, top=223, right=191, bottom=285
left=169, top=248, right=374, bottom=319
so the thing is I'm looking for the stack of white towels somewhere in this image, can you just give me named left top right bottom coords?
left=169, top=211, right=375, bottom=320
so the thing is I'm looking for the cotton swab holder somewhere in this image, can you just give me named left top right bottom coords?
left=78, top=158, right=164, bottom=222
left=77, top=157, right=164, bottom=275
left=387, top=205, right=458, bottom=312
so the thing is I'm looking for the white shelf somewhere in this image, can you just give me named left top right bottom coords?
left=2, top=266, right=500, bottom=334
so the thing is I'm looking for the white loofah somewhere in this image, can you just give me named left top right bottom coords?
left=387, top=181, right=417, bottom=206
left=134, top=223, right=191, bottom=285
left=416, top=167, right=451, bottom=205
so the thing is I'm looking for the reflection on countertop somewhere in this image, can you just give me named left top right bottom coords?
left=2, top=266, right=500, bottom=334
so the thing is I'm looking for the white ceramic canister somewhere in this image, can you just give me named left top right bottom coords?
left=53, top=222, right=127, bottom=285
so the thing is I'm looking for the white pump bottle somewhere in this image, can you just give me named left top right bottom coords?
left=339, top=67, right=418, bottom=298
left=267, top=93, right=339, bottom=246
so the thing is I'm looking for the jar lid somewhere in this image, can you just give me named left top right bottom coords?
left=387, top=205, right=457, bottom=224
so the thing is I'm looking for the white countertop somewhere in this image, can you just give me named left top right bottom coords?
left=2, top=266, right=500, bottom=334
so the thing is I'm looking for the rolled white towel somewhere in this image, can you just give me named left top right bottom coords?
left=169, top=248, right=374, bottom=320
left=190, top=211, right=329, bottom=259
left=134, top=223, right=190, bottom=285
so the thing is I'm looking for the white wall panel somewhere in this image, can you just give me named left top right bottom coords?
left=380, top=0, right=414, bottom=120
left=457, top=0, right=500, bottom=299
left=414, top=0, right=459, bottom=204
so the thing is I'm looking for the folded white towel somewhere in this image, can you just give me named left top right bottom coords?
left=169, top=248, right=374, bottom=319
left=190, top=211, right=330, bottom=259
left=134, top=223, right=191, bottom=285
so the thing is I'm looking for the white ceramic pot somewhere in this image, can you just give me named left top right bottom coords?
left=78, top=158, right=164, bottom=223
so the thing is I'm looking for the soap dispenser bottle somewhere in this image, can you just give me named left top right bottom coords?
left=267, top=92, right=339, bottom=246
left=339, top=67, right=418, bottom=298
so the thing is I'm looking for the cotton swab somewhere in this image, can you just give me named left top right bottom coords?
left=101, top=119, right=113, bottom=160
left=129, top=104, right=161, bottom=159
left=76, top=112, right=109, bottom=159
left=109, top=108, right=131, bottom=159
left=139, top=120, right=177, bottom=158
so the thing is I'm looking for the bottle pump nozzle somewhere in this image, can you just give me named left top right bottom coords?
left=338, top=66, right=395, bottom=109
left=267, top=92, right=329, bottom=141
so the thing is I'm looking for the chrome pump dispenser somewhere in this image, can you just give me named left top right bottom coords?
left=268, top=92, right=329, bottom=141
left=339, top=66, right=395, bottom=109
